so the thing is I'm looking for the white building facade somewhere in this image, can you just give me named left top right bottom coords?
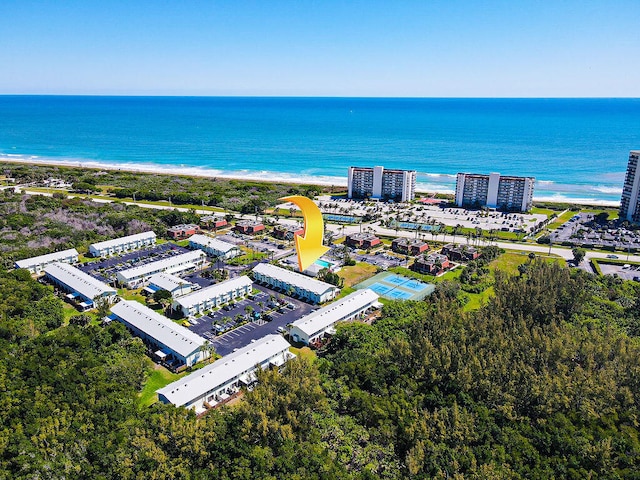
left=144, top=272, right=194, bottom=297
left=156, top=334, right=294, bottom=413
left=620, top=151, right=640, bottom=223
left=110, top=300, right=209, bottom=368
left=188, top=234, right=241, bottom=259
left=44, top=262, right=117, bottom=310
left=116, top=250, right=206, bottom=289
left=15, top=248, right=79, bottom=274
left=252, top=263, right=339, bottom=304
left=89, top=231, right=156, bottom=257
left=172, top=276, right=253, bottom=317
left=347, top=166, right=416, bottom=202
left=455, top=172, right=535, bottom=212
left=289, top=289, right=380, bottom=345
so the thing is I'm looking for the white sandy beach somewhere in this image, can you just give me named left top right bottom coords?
left=0, top=155, right=621, bottom=207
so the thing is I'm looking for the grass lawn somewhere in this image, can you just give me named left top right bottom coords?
left=289, top=346, right=316, bottom=362
left=138, top=362, right=185, bottom=407
left=530, top=207, right=556, bottom=216
left=337, top=262, right=378, bottom=287
left=62, top=303, right=80, bottom=325
left=490, top=251, right=533, bottom=275
left=547, top=210, right=575, bottom=230
left=463, top=286, right=495, bottom=311
left=226, top=249, right=268, bottom=265
left=118, top=288, right=147, bottom=303
left=335, top=286, right=356, bottom=300
left=581, top=207, right=619, bottom=220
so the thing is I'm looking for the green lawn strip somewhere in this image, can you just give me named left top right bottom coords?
left=335, top=286, right=356, bottom=300
left=138, top=362, right=184, bottom=407
left=138, top=359, right=215, bottom=407
left=226, top=250, right=268, bottom=266
left=580, top=207, right=620, bottom=220
left=546, top=210, right=575, bottom=231
left=118, top=288, right=147, bottom=303
left=530, top=207, right=556, bottom=216
left=337, top=262, right=378, bottom=287
left=463, top=286, right=495, bottom=312
left=62, top=303, right=80, bottom=325
left=289, top=346, right=316, bottom=362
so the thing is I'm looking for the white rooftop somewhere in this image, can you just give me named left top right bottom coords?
left=110, top=300, right=206, bottom=357
left=156, top=334, right=291, bottom=407
left=291, top=289, right=379, bottom=337
left=148, top=272, right=194, bottom=293
left=118, top=250, right=205, bottom=280
left=252, top=263, right=338, bottom=296
left=15, top=248, right=78, bottom=269
left=188, top=234, right=238, bottom=253
left=44, top=262, right=115, bottom=300
left=174, top=276, right=253, bottom=310
left=90, top=231, right=156, bottom=250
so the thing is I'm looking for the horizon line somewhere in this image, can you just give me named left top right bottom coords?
left=1, top=94, right=639, bottom=100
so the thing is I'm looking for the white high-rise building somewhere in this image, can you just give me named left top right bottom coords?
left=347, top=166, right=416, bottom=202
left=455, top=173, right=535, bottom=212
left=620, top=151, right=640, bottom=223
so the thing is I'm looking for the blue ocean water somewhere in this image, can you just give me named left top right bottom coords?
left=1, top=96, right=639, bottom=204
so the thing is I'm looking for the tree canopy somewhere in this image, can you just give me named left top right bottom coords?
left=1, top=246, right=640, bottom=477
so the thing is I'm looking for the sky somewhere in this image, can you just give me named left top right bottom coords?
left=1, top=0, right=639, bottom=97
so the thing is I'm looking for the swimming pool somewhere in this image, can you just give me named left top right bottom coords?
left=315, top=259, right=332, bottom=268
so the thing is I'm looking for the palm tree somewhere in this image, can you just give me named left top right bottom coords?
left=200, top=340, right=216, bottom=364
left=475, top=227, right=483, bottom=246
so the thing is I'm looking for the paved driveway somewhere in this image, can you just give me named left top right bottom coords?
left=187, top=284, right=316, bottom=356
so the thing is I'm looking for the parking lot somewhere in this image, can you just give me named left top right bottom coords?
left=187, top=284, right=315, bottom=356
left=354, top=250, right=406, bottom=269
left=599, top=262, right=640, bottom=282
left=78, top=243, right=190, bottom=284
left=550, top=213, right=640, bottom=250
left=326, top=245, right=405, bottom=270
left=181, top=270, right=217, bottom=289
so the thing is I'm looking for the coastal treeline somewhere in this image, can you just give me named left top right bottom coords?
left=0, top=258, right=639, bottom=478
left=2, top=162, right=332, bottom=213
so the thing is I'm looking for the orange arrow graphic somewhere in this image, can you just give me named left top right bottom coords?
left=280, top=195, right=330, bottom=272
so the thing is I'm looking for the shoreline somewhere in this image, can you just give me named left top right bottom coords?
left=0, top=156, right=621, bottom=207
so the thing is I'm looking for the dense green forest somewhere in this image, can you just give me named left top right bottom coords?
left=1, top=254, right=639, bottom=477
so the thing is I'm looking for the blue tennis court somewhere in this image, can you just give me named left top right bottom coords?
left=356, top=272, right=435, bottom=301
left=323, top=214, right=362, bottom=223
left=384, top=274, right=429, bottom=292
left=391, top=221, right=441, bottom=232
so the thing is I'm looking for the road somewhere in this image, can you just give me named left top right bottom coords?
left=14, top=187, right=640, bottom=267
left=328, top=221, right=640, bottom=272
